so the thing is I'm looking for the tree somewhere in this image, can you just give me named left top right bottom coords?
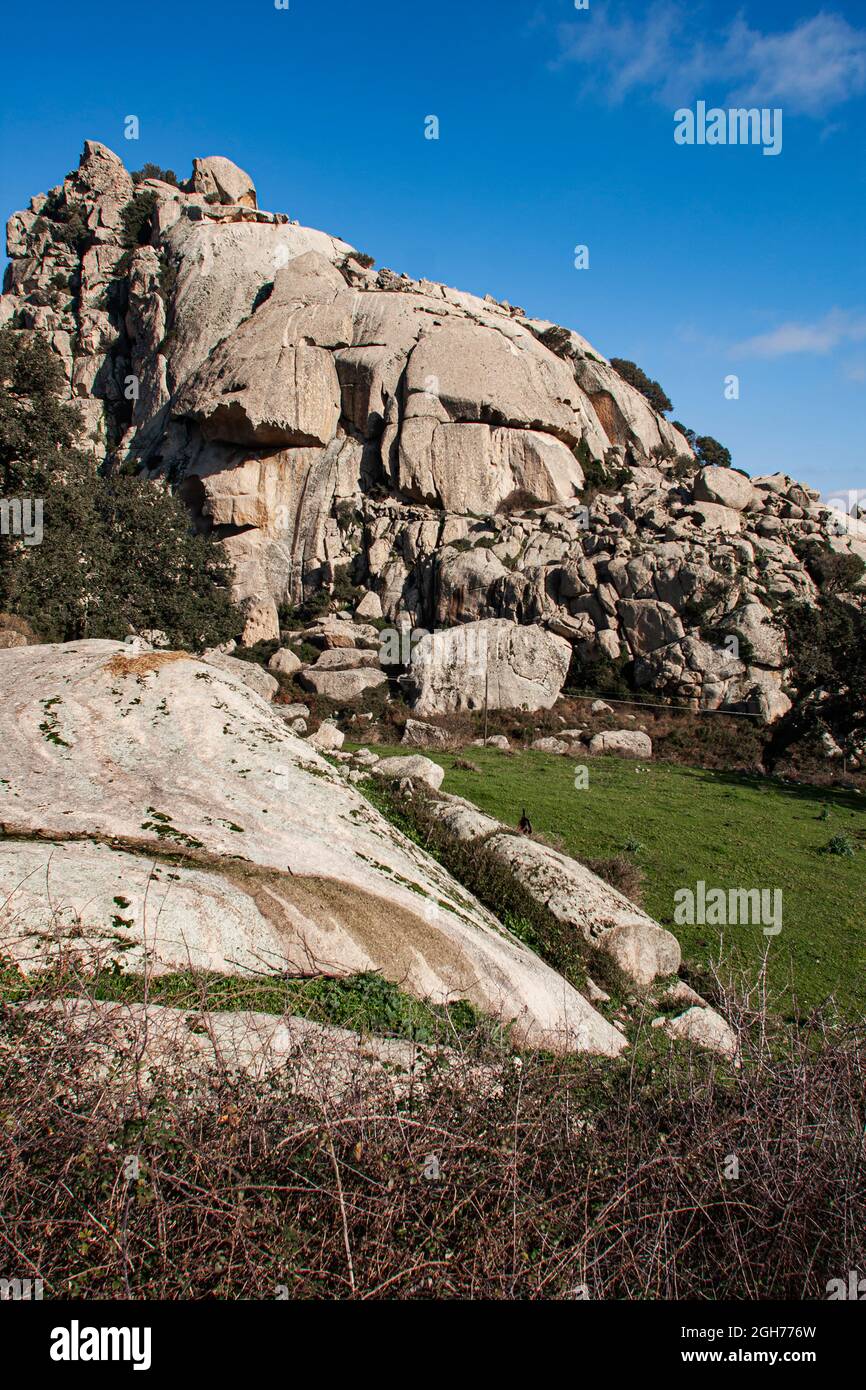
left=131, top=163, right=178, bottom=187
left=764, top=591, right=866, bottom=768
left=119, top=191, right=158, bottom=249
left=694, top=435, right=732, bottom=469
left=609, top=358, right=673, bottom=415
left=0, top=327, right=242, bottom=649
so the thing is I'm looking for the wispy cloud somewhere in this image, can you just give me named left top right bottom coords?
left=554, top=6, right=866, bottom=117
left=732, top=309, right=866, bottom=359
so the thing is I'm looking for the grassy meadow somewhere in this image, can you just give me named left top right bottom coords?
left=359, top=744, right=865, bottom=1018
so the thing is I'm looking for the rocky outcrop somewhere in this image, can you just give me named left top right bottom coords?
left=0, top=640, right=626, bottom=1055
left=3, top=142, right=863, bottom=724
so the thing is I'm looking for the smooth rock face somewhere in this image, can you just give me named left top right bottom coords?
left=0, top=641, right=624, bottom=1055
left=589, top=730, right=652, bottom=759
left=173, top=255, right=345, bottom=448
left=407, top=620, right=571, bottom=715
left=202, top=650, right=279, bottom=700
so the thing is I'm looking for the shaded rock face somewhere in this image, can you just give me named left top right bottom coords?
left=3, top=142, right=862, bottom=720
left=0, top=640, right=625, bottom=1055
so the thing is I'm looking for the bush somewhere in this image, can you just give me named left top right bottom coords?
left=766, top=591, right=866, bottom=767
left=582, top=853, right=645, bottom=907
left=694, top=435, right=732, bottom=469
left=1, top=974, right=863, bottom=1300
left=609, top=357, right=673, bottom=415
left=119, top=190, right=158, bottom=249
left=796, top=541, right=865, bottom=596
left=131, top=163, right=178, bottom=187
left=823, top=834, right=855, bottom=857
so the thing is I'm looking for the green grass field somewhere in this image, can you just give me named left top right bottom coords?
left=362, top=745, right=865, bottom=1018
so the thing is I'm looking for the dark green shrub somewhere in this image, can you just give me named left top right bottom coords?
left=131, top=163, right=178, bottom=186
left=0, top=327, right=242, bottom=650
left=119, top=191, right=158, bottom=249
left=609, top=358, right=673, bottom=415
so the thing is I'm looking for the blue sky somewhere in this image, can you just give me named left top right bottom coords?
left=1, top=0, right=864, bottom=497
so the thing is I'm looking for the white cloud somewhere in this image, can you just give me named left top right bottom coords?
left=732, top=309, right=866, bottom=359
left=554, top=7, right=866, bottom=116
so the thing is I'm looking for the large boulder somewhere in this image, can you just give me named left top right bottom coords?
left=0, top=641, right=623, bottom=1054
left=663, top=1005, right=739, bottom=1061
left=407, top=619, right=571, bottom=715
left=190, top=155, right=257, bottom=208
left=402, top=719, right=452, bottom=749
left=589, top=730, right=652, bottom=759
left=373, top=754, right=446, bottom=792
left=617, top=600, right=684, bottom=656
left=299, top=666, right=387, bottom=700
left=268, top=647, right=302, bottom=678
left=23, top=997, right=460, bottom=1103
left=693, top=466, right=755, bottom=512
left=725, top=601, right=786, bottom=669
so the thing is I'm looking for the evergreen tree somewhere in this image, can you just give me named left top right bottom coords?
left=0, top=327, right=242, bottom=649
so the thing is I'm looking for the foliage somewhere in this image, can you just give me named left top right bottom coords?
left=693, top=434, right=732, bottom=469
left=823, top=833, right=855, bottom=857
left=670, top=422, right=732, bottom=469
left=2, top=965, right=863, bottom=1299
left=767, top=589, right=866, bottom=765
left=39, top=189, right=92, bottom=254
left=131, top=162, right=178, bottom=186
left=119, top=190, right=158, bottom=249
left=0, top=327, right=242, bottom=649
left=609, top=357, right=673, bottom=415
left=796, top=540, right=865, bottom=596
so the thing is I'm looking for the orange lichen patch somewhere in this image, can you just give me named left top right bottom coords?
left=587, top=390, right=624, bottom=447
left=103, top=651, right=191, bottom=678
